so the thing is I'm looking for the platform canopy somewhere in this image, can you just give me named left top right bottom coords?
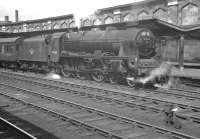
left=126, top=18, right=200, bottom=38
left=81, top=18, right=200, bottom=39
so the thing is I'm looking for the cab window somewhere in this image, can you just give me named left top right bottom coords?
left=4, top=44, right=15, bottom=54
left=0, top=45, right=2, bottom=53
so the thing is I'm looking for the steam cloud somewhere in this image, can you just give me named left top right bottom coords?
left=45, top=72, right=61, bottom=80
left=139, top=62, right=172, bottom=84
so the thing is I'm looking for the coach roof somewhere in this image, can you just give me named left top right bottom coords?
left=0, top=37, right=20, bottom=43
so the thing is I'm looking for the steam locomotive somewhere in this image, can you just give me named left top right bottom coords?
left=0, top=27, right=162, bottom=86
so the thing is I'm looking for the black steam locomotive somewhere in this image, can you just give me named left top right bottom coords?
left=0, top=27, right=161, bottom=86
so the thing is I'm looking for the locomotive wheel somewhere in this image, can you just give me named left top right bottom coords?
left=61, top=68, right=71, bottom=77
left=126, top=75, right=135, bottom=87
left=91, top=71, right=104, bottom=82
left=76, top=72, right=87, bottom=80
left=109, top=77, right=117, bottom=84
left=126, top=79, right=135, bottom=87
left=109, top=75, right=118, bottom=84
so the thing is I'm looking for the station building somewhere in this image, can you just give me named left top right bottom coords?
left=81, top=0, right=200, bottom=27
left=0, top=11, right=75, bottom=33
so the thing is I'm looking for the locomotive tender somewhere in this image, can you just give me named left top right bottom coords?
left=0, top=27, right=161, bottom=86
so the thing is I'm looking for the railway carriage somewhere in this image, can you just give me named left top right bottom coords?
left=0, top=37, right=22, bottom=69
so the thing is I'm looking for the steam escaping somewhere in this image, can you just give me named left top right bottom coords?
left=45, top=72, right=61, bottom=80
left=126, top=62, right=172, bottom=87
left=154, top=77, right=173, bottom=89
left=139, top=62, right=171, bottom=84
left=172, top=107, right=179, bottom=112
left=127, top=77, right=135, bottom=81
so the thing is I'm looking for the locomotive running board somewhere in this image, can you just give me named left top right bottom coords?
left=61, top=54, right=136, bottom=60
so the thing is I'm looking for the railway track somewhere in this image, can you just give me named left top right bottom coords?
left=0, top=71, right=200, bottom=138
left=0, top=108, right=58, bottom=139
left=180, top=80, right=200, bottom=88
left=0, top=90, right=109, bottom=139
left=1, top=71, right=200, bottom=123
left=0, top=79, right=199, bottom=139
left=0, top=113, right=37, bottom=139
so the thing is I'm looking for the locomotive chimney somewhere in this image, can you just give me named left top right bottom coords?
left=4, top=16, right=9, bottom=22
left=15, top=10, right=19, bottom=22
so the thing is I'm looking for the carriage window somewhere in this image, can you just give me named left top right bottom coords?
left=4, top=45, right=15, bottom=54
left=184, top=40, right=200, bottom=63
left=4, top=45, right=8, bottom=53
left=163, top=39, right=178, bottom=61
left=0, top=45, right=4, bottom=53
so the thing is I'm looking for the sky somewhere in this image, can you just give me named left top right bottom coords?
left=0, top=0, right=144, bottom=24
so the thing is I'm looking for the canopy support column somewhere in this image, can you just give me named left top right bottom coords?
left=179, top=35, right=184, bottom=70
